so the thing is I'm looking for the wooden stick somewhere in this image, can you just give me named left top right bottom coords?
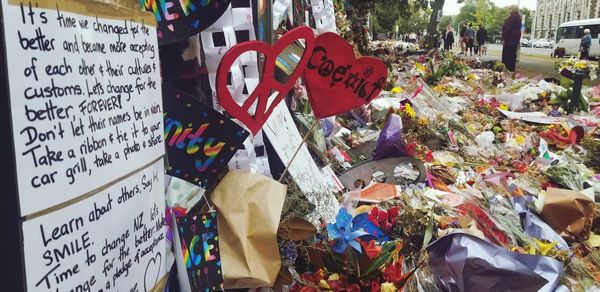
left=278, top=120, right=320, bottom=183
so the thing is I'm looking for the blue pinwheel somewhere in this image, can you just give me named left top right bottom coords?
left=327, top=208, right=368, bottom=253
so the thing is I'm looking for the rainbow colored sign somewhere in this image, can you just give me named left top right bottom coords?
left=176, top=212, right=223, bottom=291
left=163, top=82, right=248, bottom=188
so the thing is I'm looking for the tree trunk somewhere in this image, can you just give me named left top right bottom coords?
left=425, top=0, right=445, bottom=49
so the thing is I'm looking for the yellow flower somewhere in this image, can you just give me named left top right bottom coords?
left=403, top=103, right=416, bottom=119
left=574, top=61, right=587, bottom=70
left=467, top=73, right=479, bottom=81
left=515, top=135, right=525, bottom=145
left=355, top=205, right=373, bottom=215
left=391, top=87, right=403, bottom=94
left=327, top=274, right=340, bottom=281
left=417, top=117, right=429, bottom=126
left=499, top=103, right=509, bottom=111
left=535, top=239, right=557, bottom=255
left=319, top=279, right=331, bottom=289
left=381, top=282, right=398, bottom=292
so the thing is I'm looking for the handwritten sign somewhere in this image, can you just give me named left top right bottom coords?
left=304, top=32, right=387, bottom=118
left=263, top=103, right=339, bottom=222
left=2, top=0, right=164, bottom=215
left=22, top=159, right=167, bottom=292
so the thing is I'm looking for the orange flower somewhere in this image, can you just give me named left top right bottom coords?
left=360, top=239, right=382, bottom=259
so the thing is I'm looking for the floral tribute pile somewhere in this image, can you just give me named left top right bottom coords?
left=275, top=47, right=600, bottom=292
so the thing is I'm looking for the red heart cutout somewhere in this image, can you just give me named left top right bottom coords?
left=216, top=26, right=315, bottom=134
left=304, top=33, right=388, bottom=119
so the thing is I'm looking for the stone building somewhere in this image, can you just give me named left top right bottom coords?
left=533, top=0, right=599, bottom=39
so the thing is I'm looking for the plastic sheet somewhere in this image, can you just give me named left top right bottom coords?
left=428, top=233, right=567, bottom=292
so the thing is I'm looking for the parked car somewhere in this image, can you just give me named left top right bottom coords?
left=534, top=39, right=553, bottom=48
left=520, top=38, right=532, bottom=47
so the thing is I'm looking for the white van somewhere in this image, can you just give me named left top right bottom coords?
left=555, top=18, right=600, bottom=57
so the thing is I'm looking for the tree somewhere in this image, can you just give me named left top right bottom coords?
left=450, top=1, right=531, bottom=42
left=471, top=0, right=496, bottom=27
left=396, top=7, right=431, bottom=34
left=350, top=0, right=438, bottom=53
left=439, top=15, right=453, bottom=31
left=453, top=0, right=478, bottom=27
left=349, top=0, right=415, bottom=54
left=373, top=2, right=402, bottom=32
left=425, top=0, right=465, bottom=48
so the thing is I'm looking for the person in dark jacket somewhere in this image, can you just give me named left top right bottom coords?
left=476, top=25, right=488, bottom=56
left=444, top=25, right=455, bottom=52
left=459, top=21, right=467, bottom=54
left=580, top=29, right=592, bottom=59
left=502, top=6, right=522, bottom=72
left=465, top=23, right=476, bottom=56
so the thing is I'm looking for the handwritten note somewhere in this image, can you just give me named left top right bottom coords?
left=22, top=159, right=167, bottom=292
left=2, top=0, right=164, bottom=215
left=263, top=103, right=339, bottom=222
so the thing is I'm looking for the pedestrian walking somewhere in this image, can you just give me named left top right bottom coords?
left=580, top=29, right=592, bottom=60
left=477, top=25, right=488, bottom=56
left=502, top=6, right=522, bottom=72
left=466, top=23, right=476, bottom=56
left=444, top=25, right=455, bottom=52
left=459, top=21, right=467, bottom=55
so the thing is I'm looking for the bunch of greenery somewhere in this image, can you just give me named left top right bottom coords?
left=425, top=56, right=469, bottom=84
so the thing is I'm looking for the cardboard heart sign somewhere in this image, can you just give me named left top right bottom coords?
left=216, top=26, right=315, bottom=134
left=304, top=32, right=388, bottom=119
left=142, top=0, right=231, bottom=45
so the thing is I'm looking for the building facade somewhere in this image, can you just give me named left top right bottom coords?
left=533, top=0, right=599, bottom=39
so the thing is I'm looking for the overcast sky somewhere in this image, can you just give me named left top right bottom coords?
left=443, top=0, right=537, bottom=16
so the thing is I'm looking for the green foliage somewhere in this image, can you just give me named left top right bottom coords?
left=493, top=61, right=507, bottom=72
left=438, top=15, right=453, bottom=30
left=470, top=0, right=495, bottom=27
left=582, top=135, right=600, bottom=171
left=365, top=242, right=397, bottom=275
left=451, top=0, right=533, bottom=41
left=425, top=56, right=469, bottom=84
left=395, top=7, right=432, bottom=34
left=374, top=2, right=402, bottom=32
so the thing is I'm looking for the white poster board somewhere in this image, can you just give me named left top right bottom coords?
left=22, top=159, right=167, bottom=292
left=264, top=103, right=339, bottom=222
left=2, top=0, right=164, bottom=215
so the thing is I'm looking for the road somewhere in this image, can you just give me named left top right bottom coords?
left=453, top=44, right=558, bottom=78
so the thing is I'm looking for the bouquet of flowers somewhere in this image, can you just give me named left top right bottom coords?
left=557, top=57, right=598, bottom=80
